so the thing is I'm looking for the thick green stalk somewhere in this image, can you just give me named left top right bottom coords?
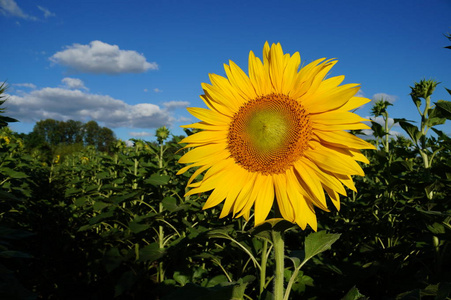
left=158, top=140, right=165, bottom=282
left=260, top=239, right=268, bottom=295
left=272, top=229, right=285, bottom=300
left=384, top=115, right=389, bottom=153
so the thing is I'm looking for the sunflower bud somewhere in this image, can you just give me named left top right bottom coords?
left=156, top=126, right=170, bottom=144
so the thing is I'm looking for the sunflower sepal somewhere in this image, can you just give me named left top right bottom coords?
left=250, top=218, right=295, bottom=237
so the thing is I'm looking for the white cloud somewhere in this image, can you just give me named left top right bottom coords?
left=6, top=86, right=178, bottom=129
left=154, top=88, right=163, bottom=93
left=13, top=83, right=36, bottom=89
left=37, top=6, right=55, bottom=18
left=49, top=40, right=158, bottom=74
left=61, top=77, right=88, bottom=90
left=354, top=88, right=365, bottom=98
left=0, top=0, right=36, bottom=20
left=372, top=93, right=398, bottom=103
left=163, top=101, right=189, bottom=110
left=129, top=131, right=153, bottom=137
left=177, top=116, right=192, bottom=123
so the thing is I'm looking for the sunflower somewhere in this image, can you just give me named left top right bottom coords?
left=178, top=42, right=374, bottom=230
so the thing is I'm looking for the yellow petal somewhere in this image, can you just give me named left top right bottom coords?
left=273, top=174, right=295, bottom=222
left=339, top=96, right=371, bottom=111
left=248, top=51, right=270, bottom=96
left=232, top=172, right=257, bottom=216
left=181, top=121, right=228, bottom=131
left=305, top=142, right=365, bottom=176
left=292, top=161, right=328, bottom=211
left=187, top=164, right=210, bottom=186
left=303, top=84, right=360, bottom=113
left=187, top=107, right=230, bottom=125
left=200, top=94, right=234, bottom=117
left=254, top=175, right=275, bottom=226
left=268, top=43, right=285, bottom=93
left=281, top=52, right=301, bottom=95
left=310, top=111, right=369, bottom=125
left=224, top=60, right=257, bottom=100
left=289, top=58, right=328, bottom=100
left=323, top=184, right=341, bottom=210
left=219, top=167, right=250, bottom=218
left=314, top=130, right=376, bottom=150
left=178, top=143, right=228, bottom=164
left=302, top=60, right=337, bottom=98
left=336, top=174, right=357, bottom=192
left=180, top=130, right=227, bottom=145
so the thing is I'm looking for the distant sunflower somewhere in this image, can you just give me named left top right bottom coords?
left=178, top=42, right=374, bottom=230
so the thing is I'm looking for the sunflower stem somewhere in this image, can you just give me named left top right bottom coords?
left=272, top=229, right=285, bottom=300
left=260, top=239, right=268, bottom=295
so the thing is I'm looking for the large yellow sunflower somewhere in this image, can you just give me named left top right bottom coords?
left=178, top=42, right=375, bottom=230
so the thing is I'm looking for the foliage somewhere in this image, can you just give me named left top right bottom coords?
left=0, top=82, right=18, bottom=128
left=0, top=79, right=450, bottom=299
left=27, top=119, right=117, bottom=154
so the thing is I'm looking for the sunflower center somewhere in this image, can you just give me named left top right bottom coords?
left=228, top=93, right=312, bottom=175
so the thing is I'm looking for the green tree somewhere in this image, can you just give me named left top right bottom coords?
left=0, top=82, right=18, bottom=128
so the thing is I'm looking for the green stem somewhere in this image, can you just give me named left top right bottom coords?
left=158, top=201, right=164, bottom=282
left=260, top=239, right=268, bottom=295
left=272, top=229, right=285, bottom=300
left=384, top=115, right=389, bottom=153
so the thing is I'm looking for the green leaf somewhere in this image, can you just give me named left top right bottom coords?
left=0, top=250, right=33, bottom=259
left=110, top=191, right=139, bottom=204
left=173, top=271, right=190, bottom=286
left=434, top=100, right=451, bottom=120
left=128, top=220, right=150, bottom=234
left=138, top=242, right=165, bottom=262
left=288, top=250, right=305, bottom=269
left=431, top=128, right=451, bottom=141
left=162, top=196, right=178, bottom=212
left=114, top=270, right=137, bottom=297
left=436, top=282, right=451, bottom=300
left=205, top=275, right=229, bottom=287
left=304, top=231, right=341, bottom=262
left=162, top=281, right=250, bottom=300
left=371, top=121, right=385, bottom=138
left=0, top=227, right=34, bottom=240
left=399, top=121, right=421, bottom=143
left=74, top=196, right=88, bottom=207
left=93, top=201, right=110, bottom=211
left=341, top=286, right=367, bottom=300
left=102, top=247, right=123, bottom=273
left=145, top=173, right=170, bottom=186
left=0, top=167, right=28, bottom=179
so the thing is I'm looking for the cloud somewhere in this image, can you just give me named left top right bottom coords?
left=154, top=88, right=163, bottom=93
left=372, top=93, right=398, bottom=103
left=37, top=6, right=55, bottom=18
left=6, top=86, right=180, bottom=129
left=162, top=101, right=189, bottom=110
left=13, top=83, right=36, bottom=89
left=50, top=41, right=158, bottom=74
left=0, top=0, right=36, bottom=20
left=61, top=77, right=88, bottom=90
left=129, top=131, right=153, bottom=137
left=177, top=116, right=192, bottom=123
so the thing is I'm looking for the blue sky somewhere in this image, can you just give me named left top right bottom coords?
left=1, top=0, right=450, bottom=142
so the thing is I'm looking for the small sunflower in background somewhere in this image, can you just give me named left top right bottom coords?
left=178, top=42, right=375, bottom=230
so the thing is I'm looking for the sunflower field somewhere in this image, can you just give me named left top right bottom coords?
left=1, top=77, right=451, bottom=300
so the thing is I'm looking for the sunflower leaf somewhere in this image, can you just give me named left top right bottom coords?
left=304, top=231, right=341, bottom=262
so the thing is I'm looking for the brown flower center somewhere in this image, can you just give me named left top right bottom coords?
left=227, top=93, right=312, bottom=175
